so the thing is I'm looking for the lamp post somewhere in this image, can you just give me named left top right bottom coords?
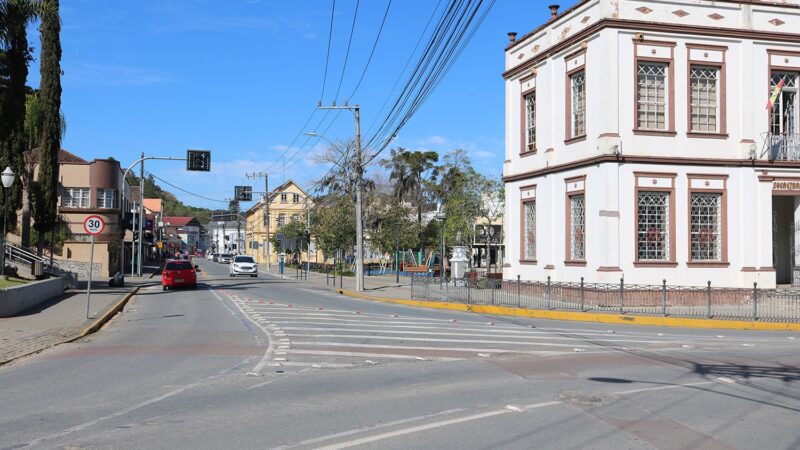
left=0, top=167, right=14, bottom=275
left=435, top=203, right=446, bottom=290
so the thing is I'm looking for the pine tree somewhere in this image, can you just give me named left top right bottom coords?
left=34, top=0, right=61, bottom=254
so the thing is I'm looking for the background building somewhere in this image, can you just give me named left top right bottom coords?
left=503, top=0, right=800, bottom=289
left=245, top=180, right=314, bottom=265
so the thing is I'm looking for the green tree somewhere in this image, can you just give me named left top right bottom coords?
left=366, top=198, right=418, bottom=255
left=36, top=0, right=61, bottom=249
left=0, top=0, right=36, bottom=238
left=270, top=219, right=309, bottom=262
left=310, top=195, right=355, bottom=261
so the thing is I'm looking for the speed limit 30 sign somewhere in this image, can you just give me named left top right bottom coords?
left=83, top=215, right=106, bottom=235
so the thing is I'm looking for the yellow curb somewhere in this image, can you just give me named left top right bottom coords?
left=335, top=288, right=800, bottom=331
left=76, top=286, right=141, bottom=338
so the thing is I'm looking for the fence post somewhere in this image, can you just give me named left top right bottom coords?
left=619, top=277, right=624, bottom=314
left=753, top=282, right=758, bottom=321
left=707, top=281, right=712, bottom=318
left=662, top=279, right=667, bottom=316
left=517, top=275, right=521, bottom=308
left=467, top=274, right=471, bottom=304
left=410, top=274, right=414, bottom=299
left=326, top=267, right=329, bottom=286
left=340, top=268, right=343, bottom=289
left=491, top=277, right=496, bottom=305
left=580, top=277, right=585, bottom=312
left=426, top=271, right=430, bottom=301
left=547, top=276, right=551, bottom=310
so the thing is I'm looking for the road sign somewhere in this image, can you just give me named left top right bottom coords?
left=187, top=149, right=211, bottom=171
left=83, top=215, right=106, bottom=235
left=235, top=185, right=253, bottom=201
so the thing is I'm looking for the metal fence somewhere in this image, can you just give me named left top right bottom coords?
left=410, top=274, right=800, bottom=323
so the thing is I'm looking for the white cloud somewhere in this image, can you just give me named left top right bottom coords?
left=65, top=62, right=173, bottom=86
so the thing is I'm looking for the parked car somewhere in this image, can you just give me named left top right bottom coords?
left=162, top=260, right=198, bottom=291
left=218, top=253, right=233, bottom=264
left=230, top=255, right=258, bottom=277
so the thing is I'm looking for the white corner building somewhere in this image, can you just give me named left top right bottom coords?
left=503, top=0, right=800, bottom=289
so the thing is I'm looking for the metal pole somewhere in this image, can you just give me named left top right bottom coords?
left=395, top=233, right=400, bottom=284
left=137, top=152, right=144, bottom=276
left=517, top=274, right=521, bottom=308
left=707, top=280, right=712, bottom=318
left=662, top=279, right=667, bottom=316
left=306, top=200, right=311, bottom=278
left=580, top=277, right=585, bottom=311
left=411, top=273, right=415, bottom=299
left=86, top=235, right=94, bottom=318
left=1, top=188, right=5, bottom=274
left=440, top=218, right=445, bottom=290
left=753, top=282, right=758, bottom=321
left=265, top=175, right=270, bottom=271
left=619, top=277, right=624, bottom=314
left=130, top=202, right=136, bottom=277
left=547, top=276, right=551, bottom=309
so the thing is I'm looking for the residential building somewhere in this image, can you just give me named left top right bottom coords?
left=162, top=217, right=203, bottom=254
left=503, top=0, right=800, bottom=289
left=245, top=180, right=315, bottom=265
left=206, top=219, right=245, bottom=255
left=38, top=150, right=133, bottom=276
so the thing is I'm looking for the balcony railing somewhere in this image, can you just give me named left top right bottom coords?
left=761, top=132, right=800, bottom=161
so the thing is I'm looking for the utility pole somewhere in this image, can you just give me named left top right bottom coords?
left=137, top=152, right=144, bottom=276
left=319, top=103, right=364, bottom=291
left=246, top=172, right=270, bottom=271
left=306, top=199, right=311, bottom=278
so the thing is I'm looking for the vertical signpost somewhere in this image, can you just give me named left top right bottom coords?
left=84, top=215, right=106, bottom=319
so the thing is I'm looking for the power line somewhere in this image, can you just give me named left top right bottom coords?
left=319, top=0, right=336, bottom=102
left=333, top=0, right=360, bottom=101
left=346, top=0, right=392, bottom=101
left=145, top=171, right=228, bottom=203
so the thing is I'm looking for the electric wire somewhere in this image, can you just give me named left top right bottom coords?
left=319, top=0, right=337, bottom=102
left=333, top=0, right=361, bottom=102
left=145, top=171, right=228, bottom=203
left=346, top=0, right=392, bottom=101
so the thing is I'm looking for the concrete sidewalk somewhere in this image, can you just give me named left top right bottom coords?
left=264, top=264, right=414, bottom=300
left=0, top=266, right=161, bottom=366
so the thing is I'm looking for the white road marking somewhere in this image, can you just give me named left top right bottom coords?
left=612, top=381, right=715, bottom=395
left=286, top=333, right=595, bottom=348
left=284, top=349, right=461, bottom=360
left=274, top=409, right=466, bottom=450
left=287, top=341, right=596, bottom=354
left=314, top=402, right=563, bottom=449
left=212, top=289, right=275, bottom=374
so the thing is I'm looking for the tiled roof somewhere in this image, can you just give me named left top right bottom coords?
left=162, top=216, right=196, bottom=227
left=26, top=148, right=89, bottom=164
left=143, top=198, right=162, bottom=213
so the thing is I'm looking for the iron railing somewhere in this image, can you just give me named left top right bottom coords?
left=761, top=132, right=800, bottom=161
left=410, top=273, right=800, bottom=323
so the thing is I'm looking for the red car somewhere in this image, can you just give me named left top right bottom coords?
left=162, top=260, right=198, bottom=291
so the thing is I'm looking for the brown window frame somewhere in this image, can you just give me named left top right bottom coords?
left=564, top=49, right=587, bottom=144
left=564, top=176, right=587, bottom=266
left=519, top=184, right=537, bottom=264
left=633, top=172, right=677, bottom=267
left=633, top=40, right=676, bottom=137
left=686, top=174, right=729, bottom=267
left=520, top=86, right=537, bottom=155
left=686, top=43, right=728, bottom=138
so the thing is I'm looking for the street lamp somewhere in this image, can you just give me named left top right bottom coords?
left=435, top=203, right=447, bottom=290
left=1, top=167, right=14, bottom=276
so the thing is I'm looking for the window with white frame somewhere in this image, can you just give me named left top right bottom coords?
left=61, top=187, right=90, bottom=208
left=690, top=66, right=720, bottom=132
left=97, top=188, right=116, bottom=209
left=522, top=201, right=536, bottom=260
left=569, top=194, right=585, bottom=260
left=280, top=193, right=288, bottom=203
left=637, top=191, right=670, bottom=260
left=277, top=213, right=286, bottom=227
left=524, top=92, right=536, bottom=151
left=570, top=71, right=586, bottom=137
left=291, top=214, right=300, bottom=222
left=637, top=62, right=668, bottom=130
left=293, top=193, right=300, bottom=203
left=771, top=72, right=798, bottom=136
left=690, top=192, right=722, bottom=261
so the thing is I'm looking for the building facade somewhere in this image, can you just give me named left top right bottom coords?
left=162, top=216, right=202, bottom=254
left=245, top=180, right=315, bottom=265
left=503, top=0, right=800, bottom=289
left=50, top=152, right=132, bottom=276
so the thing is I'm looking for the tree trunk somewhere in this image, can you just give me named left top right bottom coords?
left=20, top=173, right=31, bottom=248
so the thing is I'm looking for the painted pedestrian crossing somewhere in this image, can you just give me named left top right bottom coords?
left=218, top=289, right=797, bottom=373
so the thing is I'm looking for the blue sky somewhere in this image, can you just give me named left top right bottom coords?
left=26, top=1, right=558, bottom=210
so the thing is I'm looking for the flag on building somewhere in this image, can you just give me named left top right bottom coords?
left=767, top=78, right=785, bottom=111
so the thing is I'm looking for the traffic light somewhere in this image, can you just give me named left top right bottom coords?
left=235, top=185, right=253, bottom=202
left=186, top=149, right=211, bottom=171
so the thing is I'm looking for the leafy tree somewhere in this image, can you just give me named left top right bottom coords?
left=310, top=194, right=355, bottom=260
left=34, top=0, right=61, bottom=255
left=270, top=219, right=309, bottom=262
left=365, top=198, right=418, bottom=255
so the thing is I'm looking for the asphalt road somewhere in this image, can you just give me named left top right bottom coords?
left=1, top=258, right=799, bottom=449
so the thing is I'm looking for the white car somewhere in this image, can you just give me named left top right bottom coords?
left=230, top=255, right=258, bottom=277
